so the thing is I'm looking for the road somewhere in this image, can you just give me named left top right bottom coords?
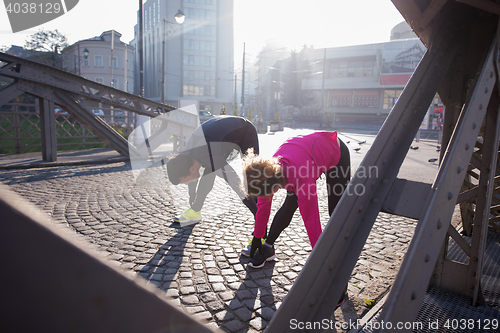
left=258, top=127, right=441, bottom=185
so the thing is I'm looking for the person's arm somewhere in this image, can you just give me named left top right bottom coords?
left=216, top=163, right=246, bottom=200
left=296, top=179, right=322, bottom=248
left=254, top=195, right=273, bottom=239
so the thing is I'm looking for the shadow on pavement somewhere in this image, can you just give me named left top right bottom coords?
left=221, top=261, right=277, bottom=332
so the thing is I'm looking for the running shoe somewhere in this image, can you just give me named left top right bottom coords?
left=248, top=243, right=276, bottom=268
left=240, top=237, right=266, bottom=257
left=174, top=208, right=202, bottom=226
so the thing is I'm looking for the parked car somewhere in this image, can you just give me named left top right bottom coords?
left=199, top=110, right=214, bottom=123
left=55, top=108, right=68, bottom=115
left=91, top=109, right=104, bottom=116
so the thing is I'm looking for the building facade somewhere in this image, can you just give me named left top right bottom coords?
left=132, top=0, right=234, bottom=113
left=300, top=22, right=432, bottom=124
left=63, top=30, right=135, bottom=93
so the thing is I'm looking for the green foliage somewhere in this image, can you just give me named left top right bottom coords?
left=24, top=29, right=68, bottom=68
left=233, top=103, right=238, bottom=116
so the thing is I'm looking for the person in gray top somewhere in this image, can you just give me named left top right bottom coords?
left=167, top=116, right=259, bottom=226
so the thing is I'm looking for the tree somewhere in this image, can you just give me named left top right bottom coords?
left=25, top=29, right=68, bottom=68
left=281, top=46, right=314, bottom=109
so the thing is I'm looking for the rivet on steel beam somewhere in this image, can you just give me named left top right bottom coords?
left=310, top=297, right=316, bottom=306
left=382, top=179, right=389, bottom=185
left=358, top=205, right=364, bottom=212
left=465, top=143, right=470, bottom=151
left=424, top=254, right=431, bottom=263
left=472, top=257, right=478, bottom=262
left=411, top=291, right=417, bottom=300
left=471, top=271, right=476, bottom=277
left=485, top=87, right=489, bottom=94
left=382, top=158, right=387, bottom=165
left=345, top=232, right=350, bottom=239
left=393, top=137, right=397, bottom=145
left=433, top=274, right=438, bottom=279
left=479, top=104, right=483, bottom=110
left=491, top=71, right=494, bottom=78
left=437, top=219, right=443, bottom=229
left=472, top=122, right=477, bottom=129
left=371, top=180, right=376, bottom=187
left=328, top=262, right=335, bottom=271
left=457, top=166, right=462, bottom=174
left=448, top=192, right=453, bottom=200
left=371, top=198, right=379, bottom=204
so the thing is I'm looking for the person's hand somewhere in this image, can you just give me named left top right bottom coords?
left=250, top=236, right=263, bottom=258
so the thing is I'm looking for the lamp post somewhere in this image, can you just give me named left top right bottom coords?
left=74, top=47, right=89, bottom=76
left=161, top=9, right=185, bottom=105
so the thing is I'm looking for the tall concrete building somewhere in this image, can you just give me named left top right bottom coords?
left=132, top=0, right=234, bottom=113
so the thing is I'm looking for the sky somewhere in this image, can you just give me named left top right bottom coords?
left=0, top=0, right=404, bottom=70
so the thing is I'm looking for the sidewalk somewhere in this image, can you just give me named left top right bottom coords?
left=0, top=147, right=128, bottom=169
left=0, top=129, right=426, bottom=332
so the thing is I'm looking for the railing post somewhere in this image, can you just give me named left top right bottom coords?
left=13, top=104, right=20, bottom=154
left=39, top=98, right=57, bottom=161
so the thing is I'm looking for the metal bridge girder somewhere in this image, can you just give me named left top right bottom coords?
left=0, top=52, right=174, bottom=117
left=266, top=5, right=472, bottom=332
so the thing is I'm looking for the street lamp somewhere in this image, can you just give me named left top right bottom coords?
left=74, top=47, right=90, bottom=76
left=162, top=9, right=185, bottom=104
left=174, top=9, right=185, bottom=24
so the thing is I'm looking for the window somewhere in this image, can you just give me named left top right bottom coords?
left=110, top=56, right=118, bottom=68
left=83, top=57, right=89, bottom=67
left=363, top=60, right=374, bottom=77
left=148, top=7, right=151, bottom=29
left=383, top=89, right=403, bottom=109
left=95, top=77, right=103, bottom=84
left=330, top=58, right=375, bottom=78
left=353, top=90, right=379, bottom=108
left=328, top=91, right=352, bottom=107
left=94, top=55, right=103, bottom=67
left=111, top=78, right=118, bottom=89
left=153, top=3, right=156, bottom=26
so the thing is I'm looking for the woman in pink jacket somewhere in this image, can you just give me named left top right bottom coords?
left=243, top=131, right=350, bottom=268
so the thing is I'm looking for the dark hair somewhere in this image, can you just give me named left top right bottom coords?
left=242, top=148, right=283, bottom=197
left=166, top=153, right=194, bottom=185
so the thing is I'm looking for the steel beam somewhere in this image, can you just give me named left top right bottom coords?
left=0, top=186, right=213, bottom=333
left=381, top=179, right=431, bottom=220
left=378, top=35, right=498, bottom=332
left=265, top=8, right=467, bottom=332
left=467, top=84, right=500, bottom=305
left=0, top=81, right=23, bottom=106
left=39, top=98, right=57, bottom=162
left=54, top=91, right=131, bottom=156
left=0, top=52, right=176, bottom=116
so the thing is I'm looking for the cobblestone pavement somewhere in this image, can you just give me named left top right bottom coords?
left=0, top=155, right=418, bottom=332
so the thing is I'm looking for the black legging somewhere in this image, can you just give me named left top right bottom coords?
left=265, top=139, right=350, bottom=245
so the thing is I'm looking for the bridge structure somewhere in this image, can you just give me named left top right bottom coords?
left=1, top=0, right=500, bottom=332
